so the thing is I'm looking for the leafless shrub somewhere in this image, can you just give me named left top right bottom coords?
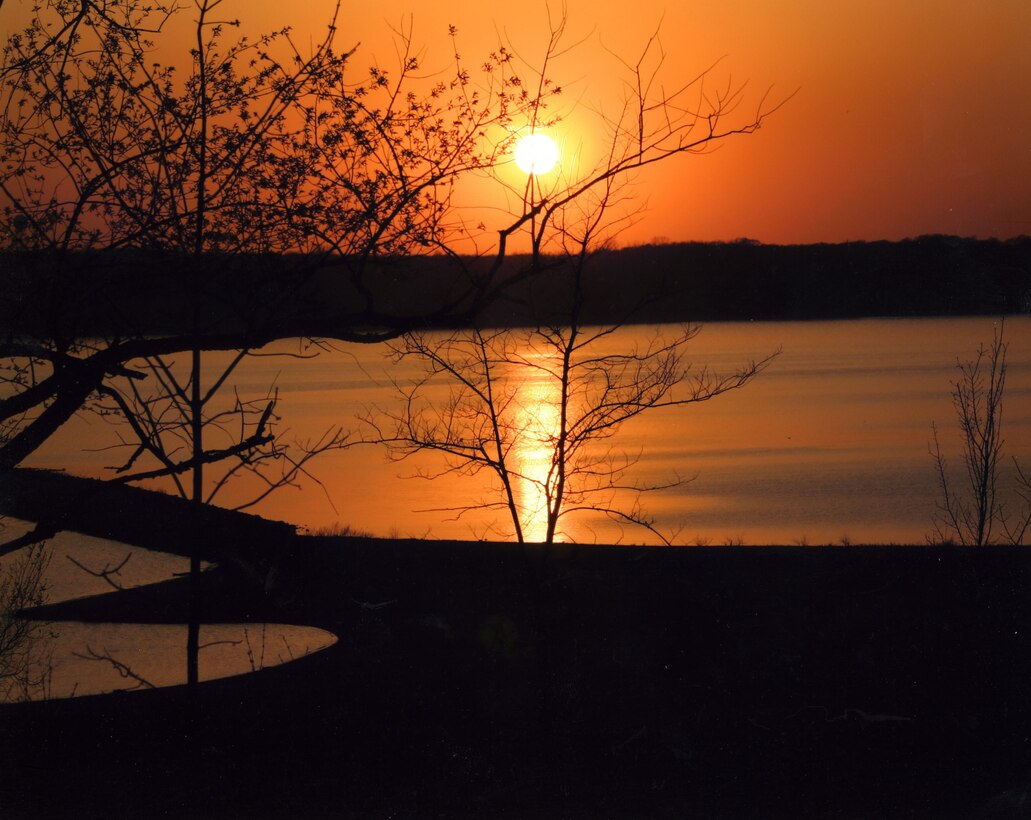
left=930, top=322, right=1031, bottom=545
left=0, top=540, right=53, bottom=701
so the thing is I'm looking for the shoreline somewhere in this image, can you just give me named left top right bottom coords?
left=4, top=472, right=1031, bottom=817
left=4, top=536, right=1030, bottom=818
left=3, top=236, right=1029, bottom=339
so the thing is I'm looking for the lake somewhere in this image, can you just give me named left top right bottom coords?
left=26, top=315, right=1031, bottom=547
left=6, top=314, right=1031, bottom=700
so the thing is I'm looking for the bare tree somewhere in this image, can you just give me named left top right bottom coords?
left=930, top=322, right=1031, bottom=545
left=0, top=539, right=52, bottom=702
left=369, top=322, right=776, bottom=544
left=364, top=113, right=779, bottom=543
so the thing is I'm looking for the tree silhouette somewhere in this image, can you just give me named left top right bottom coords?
left=364, top=173, right=778, bottom=544
left=930, top=322, right=1031, bottom=545
left=0, top=538, right=51, bottom=702
left=0, top=0, right=785, bottom=583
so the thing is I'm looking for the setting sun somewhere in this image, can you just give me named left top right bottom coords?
left=514, top=133, right=559, bottom=175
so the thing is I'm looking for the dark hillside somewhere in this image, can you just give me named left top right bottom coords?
left=2, top=236, right=1028, bottom=337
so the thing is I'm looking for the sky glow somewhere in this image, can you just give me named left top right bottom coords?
left=4, top=0, right=1027, bottom=244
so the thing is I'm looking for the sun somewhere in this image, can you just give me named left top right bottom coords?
left=514, top=133, right=559, bottom=175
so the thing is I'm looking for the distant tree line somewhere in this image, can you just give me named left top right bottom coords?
left=2, top=235, right=1028, bottom=336
left=505, top=234, right=1031, bottom=325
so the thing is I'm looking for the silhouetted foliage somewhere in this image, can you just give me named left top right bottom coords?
left=0, top=2, right=776, bottom=480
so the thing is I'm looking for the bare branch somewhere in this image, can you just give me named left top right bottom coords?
left=73, top=645, right=156, bottom=691
left=66, top=551, right=131, bottom=591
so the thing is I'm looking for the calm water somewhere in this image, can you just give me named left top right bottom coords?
left=0, top=521, right=337, bottom=702
left=8, top=316, right=1030, bottom=699
left=3, top=618, right=337, bottom=702
left=27, top=316, right=1031, bottom=546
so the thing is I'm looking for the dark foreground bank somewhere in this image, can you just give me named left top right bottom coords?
left=3, top=514, right=1031, bottom=819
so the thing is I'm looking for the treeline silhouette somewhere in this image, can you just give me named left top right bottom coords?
left=3, top=235, right=1028, bottom=337
left=507, top=234, right=1031, bottom=325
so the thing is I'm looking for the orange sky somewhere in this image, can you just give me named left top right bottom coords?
left=246, top=0, right=1031, bottom=244
left=4, top=0, right=1029, bottom=244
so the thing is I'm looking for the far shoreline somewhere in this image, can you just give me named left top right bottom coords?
left=2, top=235, right=1028, bottom=339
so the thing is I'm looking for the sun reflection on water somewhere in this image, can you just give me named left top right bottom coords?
left=509, top=368, right=562, bottom=543
left=28, top=319, right=1031, bottom=545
